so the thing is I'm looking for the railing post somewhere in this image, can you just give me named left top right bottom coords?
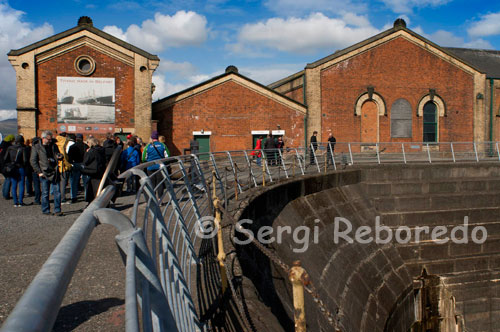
left=376, top=143, right=381, bottom=164
left=262, top=157, right=266, bottom=187
left=289, top=260, right=309, bottom=332
left=497, top=142, right=500, bottom=161
left=213, top=199, right=227, bottom=293
left=328, top=142, right=337, bottom=170
left=278, top=149, right=289, bottom=178
left=311, top=143, right=321, bottom=173
left=450, top=142, right=456, bottom=163
left=212, top=171, right=217, bottom=200
left=348, top=143, right=354, bottom=165
left=243, top=150, right=257, bottom=187
left=402, top=143, right=407, bottom=164
left=234, top=162, right=239, bottom=200
left=473, top=142, right=479, bottom=162
left=295, top=149, right=305, bottom=175
left=427, top=143, right=432, bottom=163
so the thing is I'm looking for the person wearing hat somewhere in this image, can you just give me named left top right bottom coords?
left=0, top=134, right=15, bottom=200
left=4, top=135, right=30, bottom=207
left=68, top=133, right=88, bottom=203
left=141, top=131, right=170, bottom=197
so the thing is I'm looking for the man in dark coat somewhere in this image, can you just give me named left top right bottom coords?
left=264, top=133, right=277, bottom=165
left=30, top=130, right=63, bottom=216
left=68, top=133, right=88, bottom=203
left=327, top=132, right=336, bottom=165
left=102, top=132, right=117, bottom=164
left=310, top=131, right=318, bottom=165
left=81, top=137, right=106, bottom=203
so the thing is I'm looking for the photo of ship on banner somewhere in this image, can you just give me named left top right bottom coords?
left=57, top=77, right=115, bottom=133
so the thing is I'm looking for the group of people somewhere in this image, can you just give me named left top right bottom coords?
left=310, top=131, right=336, bottom=164
left=251, top=133, right=285, bottom=166
left=0, top=130, right=169, bottom=216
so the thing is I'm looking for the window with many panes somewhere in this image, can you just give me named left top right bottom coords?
left=391, top=98, right=412, bottom=138
left=423, top=101, right=437, bottom=142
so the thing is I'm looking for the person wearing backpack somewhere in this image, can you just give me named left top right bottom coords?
left=4, top=135, right=30, bottom=207
left=120, top=138, right=140, bottom=193
left=0, top=134, right=14, bottom=200
left=142, top=131, right=169, bottom=197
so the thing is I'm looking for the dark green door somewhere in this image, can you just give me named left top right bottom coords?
left=115, top=133, right=129, bottom=143
left=194, top=135, right=210, bottom=160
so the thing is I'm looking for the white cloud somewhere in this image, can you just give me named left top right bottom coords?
left=463, top=38, right=493, bottom=50
left=231, top=13, right=380, bottom=55
left=264, top=0, right=367, bottom=16
left=0, top=3, right=53, bottom=111
left=239, top=64, right=304, bottom=85
left=380, top=0, right=452, bottom=14
left=152, top=70, right=216, bottom=100
left=468, top=12, right=500, bottom=37
left=157, top=60, right=197, bottom=79
left=103, top=11, right=208, bottom=53
left=413, top=26, right=493, bottom=49
left=0, top=110, right=16, bottom=121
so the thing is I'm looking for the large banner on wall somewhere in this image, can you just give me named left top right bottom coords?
left=57, top=77, right=115, bottom=134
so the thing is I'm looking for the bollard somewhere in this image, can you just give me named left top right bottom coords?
left=213, top=199, right=228, bottom=293
left=289, top=260, right=309, bottom=332
left=212, top=171, right=217, bottom=201
left=262, top=161, right=266, bottom=187
left=292, top=156, right=296, bottom=177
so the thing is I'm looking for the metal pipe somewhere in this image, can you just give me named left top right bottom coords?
left=402, top=143, right=407, bottom=164
left=450, top=142, right=456, bottom=163
left=214, top=199, right=227, bottom=293
left=0, top=185, right=116, bottom=332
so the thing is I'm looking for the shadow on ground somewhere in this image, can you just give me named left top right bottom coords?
left=53, top=298, right=124, bottom=331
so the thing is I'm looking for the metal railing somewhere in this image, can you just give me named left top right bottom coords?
left=3, top=141, right=500, bottom=332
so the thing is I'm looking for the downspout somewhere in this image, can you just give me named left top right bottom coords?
left=490, top=78, right=494, bottom=143
left=303, top=73, right=307, bottom=149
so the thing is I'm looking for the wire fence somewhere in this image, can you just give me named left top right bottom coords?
left=3, top=141, right=500, bottom=332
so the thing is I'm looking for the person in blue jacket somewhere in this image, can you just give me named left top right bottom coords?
left=121, top=138, right=141, bottom=193
left=142, top=131, right=170, bottom=196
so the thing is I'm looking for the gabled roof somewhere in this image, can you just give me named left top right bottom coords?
left=153, top=67, right=307, bottom=113
left=8, top=18, right=159, bottom=61
left=445, top=47, right=500, bottom=78
left=305, top=20, right=484, bottom=75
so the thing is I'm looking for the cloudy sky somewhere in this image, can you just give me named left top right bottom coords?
left=1, top=0, right=500, bottom=120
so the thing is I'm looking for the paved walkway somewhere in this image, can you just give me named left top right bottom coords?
left=0, top=178, right=135, bottom=331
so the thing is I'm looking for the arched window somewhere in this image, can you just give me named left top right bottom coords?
left=390, top=98, right=412, bottom=138
left=423, top=102, right=437, bottom=142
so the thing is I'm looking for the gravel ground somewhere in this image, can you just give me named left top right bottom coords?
left=0, top=178, right=135, bottom=331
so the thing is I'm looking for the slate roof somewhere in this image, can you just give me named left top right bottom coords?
left=445, top=47, right=500, bottom=78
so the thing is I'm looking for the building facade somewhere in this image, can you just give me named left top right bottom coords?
left=271, top=19, right=500, bottom=146
left=153, top=67, right=307, bottom=155
left=8, top=17, right=159, bottom=140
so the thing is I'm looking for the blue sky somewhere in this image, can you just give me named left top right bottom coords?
left=1, top=0, right=500, bottom=120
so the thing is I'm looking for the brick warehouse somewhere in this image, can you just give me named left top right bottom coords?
left=8, top=17, right=500, bottom=153
left=8, top=17, right=159, bottom=140
left=152, top=66, right=306, bottom=155
left=270, top=19, right=500, bottom=146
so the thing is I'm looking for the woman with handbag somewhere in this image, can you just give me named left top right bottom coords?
left=3, top=135, right=29, bottom=207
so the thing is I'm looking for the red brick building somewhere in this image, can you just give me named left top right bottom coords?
left=153, top=66, right=307, bottom=155
left=271, top=19, right=500, bottom=146
left=8, top=17, right=159, bottom=140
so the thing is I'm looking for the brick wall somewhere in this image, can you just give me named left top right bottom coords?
left=36, top=45, right=134, bottom=138
left=320, top=36, right=475, bottom=143
left=154, top=80, right=305, bottom=155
